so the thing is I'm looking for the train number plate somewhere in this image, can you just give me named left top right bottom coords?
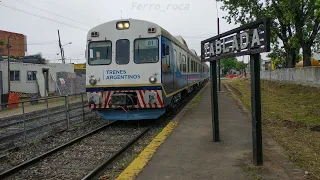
left=89, top=93, right=100, bottom=105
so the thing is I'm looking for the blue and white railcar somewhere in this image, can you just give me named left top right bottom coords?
left=86, top=19, right=209, bottom=120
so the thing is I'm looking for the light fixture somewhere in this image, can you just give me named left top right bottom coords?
left=149, top=76, right=157, bottom=83
left=89, top=77, right=97, bottom=85
left=116, top=21, right=130, bottom=30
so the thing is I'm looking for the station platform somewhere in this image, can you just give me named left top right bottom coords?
left=118, top=82, right=307, bottom=180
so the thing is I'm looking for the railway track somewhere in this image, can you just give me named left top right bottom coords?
left=0, top=102, right=86, bottom=128
left=0, top=106, right=97, bottom=153
left=0, top=104, right=89, bottom=135
left=0, top=120, right=151, bottom=180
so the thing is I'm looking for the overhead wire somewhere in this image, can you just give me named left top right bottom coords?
left=14, top=0, right=92, bottom=28
left=0, top=2, right=89, bottom=32
left=33, top=0, right=106, bottom=23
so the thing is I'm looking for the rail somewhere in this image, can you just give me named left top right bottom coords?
left=0, top=93, right=96, bottom=152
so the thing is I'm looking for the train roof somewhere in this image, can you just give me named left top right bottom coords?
left=89, top=19, right=204, bottom=64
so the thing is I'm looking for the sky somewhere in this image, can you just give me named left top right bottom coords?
left=0, top=0, right=269, bottom=64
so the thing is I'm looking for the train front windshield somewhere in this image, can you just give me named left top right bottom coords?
left=134, top=38, right=159, bottom=64
left=88, top=41, right=112, bottom=65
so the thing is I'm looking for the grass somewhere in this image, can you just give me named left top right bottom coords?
left=227, top=78, right=320, bottom=179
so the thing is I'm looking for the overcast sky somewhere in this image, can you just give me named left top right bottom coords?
left=1, top=0, right=268, bottom=64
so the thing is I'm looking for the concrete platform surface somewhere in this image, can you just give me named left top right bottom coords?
left=136, top=84, right=307, bottom=180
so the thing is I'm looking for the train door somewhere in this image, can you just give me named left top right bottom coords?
left=161, top=36, right=174, bottom=94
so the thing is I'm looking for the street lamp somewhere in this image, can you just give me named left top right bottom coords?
left=60, top=42, right=72, bottom=64
left=63, top=42, right=72, bottom=47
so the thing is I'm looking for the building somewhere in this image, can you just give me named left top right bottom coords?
left=0, top=30, right=27, bottom=57
left=74, top=63, right=86, bottom=76
left=0, top=55, right=74, bottom=103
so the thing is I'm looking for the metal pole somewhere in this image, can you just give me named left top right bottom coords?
left=46, top=96, right=49, bottom=135
left=250, top=54, right=263, bottom=165
left=65, top=95, right=70, bottom=129
left=58, top=30, right=65, bottom=64
left=217, top=17, right=221, bottom=92
left=22, top=102, right=26, bottom=142
left=210, top=61, right=220, bottom=142
left=81, top=94, right=85, bottom=122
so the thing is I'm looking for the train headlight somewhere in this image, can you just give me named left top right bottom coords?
left=149, top=76, right=157, bottom=83
left=124, top=22, right=130, bottom=28
left=89, top=77, right=97, bottom=85
left=116, top=21, right=130, bottom=30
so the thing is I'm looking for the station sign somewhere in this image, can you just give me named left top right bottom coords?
left=201, top=18, right=271, bottom=62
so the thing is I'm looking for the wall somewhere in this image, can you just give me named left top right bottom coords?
left=260, top=67, right=320, bottom=87
left=0, top=30, right=26, bottom=57
left=0, top=61, right=74, bottom=95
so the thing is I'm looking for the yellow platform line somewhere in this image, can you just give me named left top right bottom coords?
left=115, top=82, right=209, bottom=180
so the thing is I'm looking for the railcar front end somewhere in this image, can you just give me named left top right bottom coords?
left=85, top=19, right=166, bottom=120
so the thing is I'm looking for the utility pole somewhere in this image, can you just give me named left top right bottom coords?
left=217, top=17, right=221, bottom=92
left=58, top=30, right=65, bottom=64
left=216, top=1, right=221, bottom=92
left=7, top=34, right=13, bottom=93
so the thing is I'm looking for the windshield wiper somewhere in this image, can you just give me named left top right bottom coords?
left=137, top=44, right=140, bottom=55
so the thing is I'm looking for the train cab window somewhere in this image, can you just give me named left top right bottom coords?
left=134, top=38, right=159, bottom=64
left=88, top=41, right=112, bottom=65
left=116, top=39, right=130, bottom=65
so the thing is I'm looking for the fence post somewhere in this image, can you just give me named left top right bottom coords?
left=22, top=102, right=26, bottom=142
left=81, top=93, right=85, bottom=122
left=65, top=95, right=70, bottom=129
left=46, top=96, right=49, bottom=136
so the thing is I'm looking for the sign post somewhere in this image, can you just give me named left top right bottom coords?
left=201, top=18, right=270, bottom=165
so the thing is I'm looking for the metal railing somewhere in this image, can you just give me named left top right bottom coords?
left=0, top=93, right=98, bottom=152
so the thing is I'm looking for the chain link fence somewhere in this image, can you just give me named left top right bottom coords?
left=56, top=72, right=86, bottom=96
left=0, top=93, right=99, bottom=152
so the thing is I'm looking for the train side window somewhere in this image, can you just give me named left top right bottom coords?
left=166, top=45, right=170, bottom=66
left=191, top=60, right=194, bottom=73
left=182, top=55, right=186, bottom=73
left=179, top=52, right=182, bottom=71
left=187, top=56, right=190, bottom=74
left=116, top=39, right=130, bottom=65
left=174, top=49, right=177, bottom=71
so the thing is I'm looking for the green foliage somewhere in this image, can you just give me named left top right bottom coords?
left=0, top=40, right=4, bottom=46
left=235, top=61, right=248, bottom=72
left=267, top=45, right=291, bottom=68
left=9, top=55, right=20, bottom=59
left=221, top=58, right=248, bottom=74
left=220, top=58, right=238, bottom=73
left=219, top=0, right=320, bottom=67
left=267, top=45, right=286, bottom=60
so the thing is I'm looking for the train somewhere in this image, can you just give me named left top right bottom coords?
left=85, top=19, right=210, bottom=120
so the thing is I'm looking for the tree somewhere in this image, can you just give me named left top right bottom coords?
left=236, top=61, right=248, bottom=73
left=220, top=58, right=238, bottom=74
left=218, top=0, right=300, bottom=68
left=0, top=40, right=4, bottom=46
left=287, top=0, right=320, bottom=66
